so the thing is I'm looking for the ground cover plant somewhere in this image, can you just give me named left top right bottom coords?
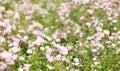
left=0, top=0, right=120, bottom=71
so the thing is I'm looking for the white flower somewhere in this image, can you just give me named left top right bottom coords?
left=40, top=47, right=45, bottom=50
left=103, top=30, right=110, bottom=35
left=47, top=65, right=55, bottom=70
left=27, top=49, right=32, bottom=54
left=59, top=46, right=68, bottom=55
left=74, top=58, right=79, bottom=63
left=19, top=56, right=25, bottom=61
left=18, top=67, right=23, bottom=71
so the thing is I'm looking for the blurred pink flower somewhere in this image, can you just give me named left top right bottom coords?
left=0, top=51, right=18, bottom=64
left=0, top=6, right=5, bottom=13
left=87, top=9, right=94, bottom=14
left=32, top=21, right=43, bottom=30
left=80, top=16, right=85, bottom=21
left=74, top=58, right=79, bottom=63
left=23, top=64, right=31, bottom=71
left=103, top=30, right=110, bottom=35
left=96, top=27, right=102, bottom=32
left=85, top=22, right=91, bottom=28
left=14, top=12, right=20, bottom=20
left=0, top=51, right=12, bottom=61
left=9, top=46, right=21, bottom=53
left=27, top=49, right=32, bottom=54
left=0, top=62, right=7, bottom=71
left=59, top=46, right=68, bottom=55
left=61, top=32, right=67, bottom=40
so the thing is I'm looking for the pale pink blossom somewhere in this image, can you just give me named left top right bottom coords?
left=82, top=0, right=90, bottom=4
left=103, top=30, right=110, bottom=35
left=11, top=54, right=18, bottom=61
left=9, top=46, right=21, bottom=53
left=55, top=54, right=61, bottom=60
left=96, top=27, right=102, bottom=32
left=0, top=14, right=2, bottom=18
left=0, top=22, right=6, bottom=28
left=85, top=22, right=91, bottom=28
left=74, top=58, right=79, bottom=63
left=19, top=30, right=25, bottom=34
left=19, top=56, right=25, bottom=61
left=0, top=62, right=7, bottom=70
left=7, top=60, right=15, bottom=65
left=32, top=21, right=43, bottom=30
left=22, top=36, right=28, bottom=42
left=0, top=37, right=5, bottom=44
left=23, top=64, right=31, bottom=71
left=80, top=16, right=85, bottom=20
left=0, top=6, right=5, bottom=13
left=0, top=51, right=12, bottom=61
left=14, top=12, right=20, bottom=20
left=91, top=17, right=96, bottom=23
left=5, top=10, right=14, bottom=17
left=33, top=36, right=45, bottom=46
left=4, top=25, right=12, bottom=33
left=27, top=49, right=32, bottom=54
left=87, top=9, right=94, bottom=14
left=59, top=46, right=68, bottom=55
left=91, top=49, right=98, bottom=53
left=66, top=44, right=72, bottom=50
left=61, top=33, right=67, bottom=39
left=46, top=48, right=52, bottom=54
left=48, top=56, right=54, bottom=63
left=40, top=47, right=45, bottom=50
left=47, top=65, right=55, bottom=70
left=18, top=67, right=24, bottom=71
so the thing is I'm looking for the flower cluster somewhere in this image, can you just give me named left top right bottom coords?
left=0, top=0, right=120, bottom=71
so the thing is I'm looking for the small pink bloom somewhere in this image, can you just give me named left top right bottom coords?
left=33, top=36, right=45, bottom=46
left=87, top=9, right=94, bottom=14
left=55, top=54, right=61, bottom=60
left=0, top=22, right=6, bottom=28
left=18, top=67, right=24, bottom=71
left=0, top=14, right=2, bottom=18
left=103, top=30, right=110, bottom=35
left=0, top=6, right=5, bottom=13
left=0, top=51, right=12, bottom=61
left=80, top=16, right=85, bottom=21
left=48, top=56, right=54, bottom=63
left=32, top=21, right=43, bottom=30
left=0, top=37, right=5, bottom=44
left=61, top=33, right=67, bottom=40
left=85, top=22, right=91, bottom=28
left=14, top=12, right=20, bottom=20
left=7, top=60, right=15, bottom=65
left=46, top=48, right=52, bottom=54
left=5, top=10, right=14, bottom=17
left=9, top=46, right=21, bottom=53
left=19, top=30, right=25, bottom=34
left=21, top=36, right=28, bottom=43
left=74, top=58, right=79, bottom=63
left=91, top=49, right=97, bottom=53
left=91, top=17, right=96, bottom=23
left=23, top=64, right=31, bottom=71
left=19, top=56, right=25, bottom=61
left=96, top=27, right=102, bottom=32
left=66, top=44, right=72, bottom=50
left=47, top=65, right=55, bottom=70
left=27, top=49, right=32, bottom=54
left=82, top=0, right=90, bottom=4
left=0, top=62, right=7, bottom=70
left=59, top=46, right=68, bottom=55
